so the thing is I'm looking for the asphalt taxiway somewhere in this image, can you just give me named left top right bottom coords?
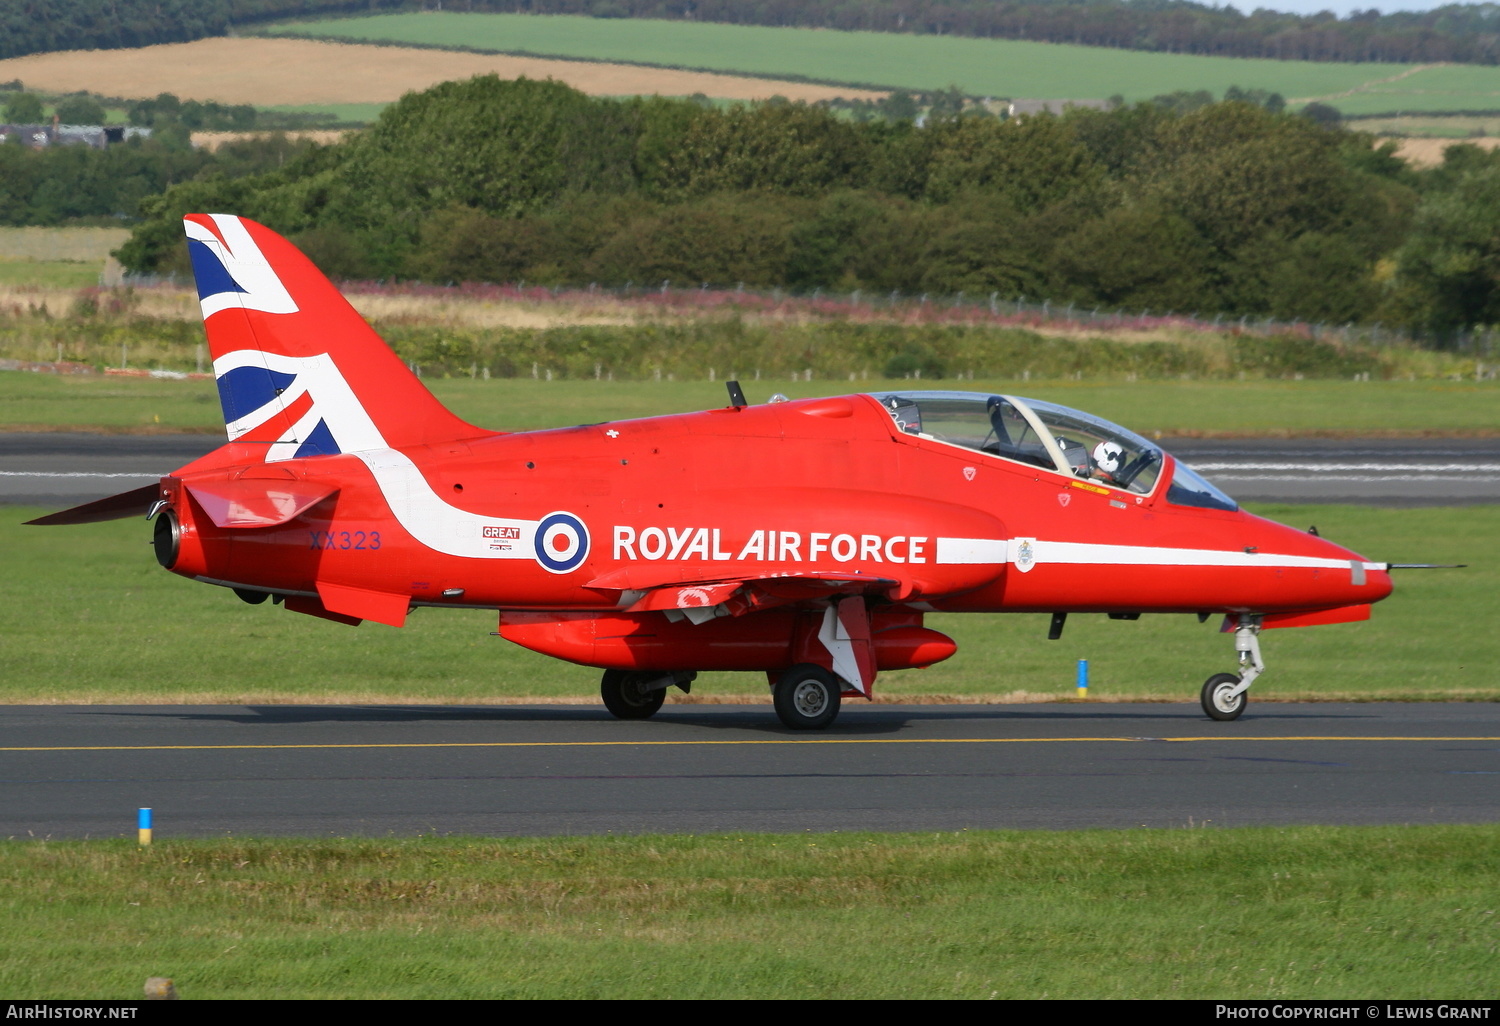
left=3, top=433, right=1498, bottom=509
left=2, top=702, right=1495, bottom=839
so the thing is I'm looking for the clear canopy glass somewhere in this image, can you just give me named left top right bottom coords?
left=869, top=391, right=1237, bottom=510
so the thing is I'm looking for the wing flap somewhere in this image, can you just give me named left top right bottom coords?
left=614, top=569, right=905, bottom=618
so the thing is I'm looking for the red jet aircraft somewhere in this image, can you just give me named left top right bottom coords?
left=31, top=215, right=1402, bottom=728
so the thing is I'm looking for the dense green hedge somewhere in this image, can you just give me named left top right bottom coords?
left=118, top=77, right=1500, bottom=332
left=0, top=133, right=324, bottom=228
left=0, top=305, right=1424, bottom=382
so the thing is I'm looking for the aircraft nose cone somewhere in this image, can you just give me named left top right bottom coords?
left=1247, top=514, right=1393, bottom=609
left=1304, top=530, right=1393, bottom=605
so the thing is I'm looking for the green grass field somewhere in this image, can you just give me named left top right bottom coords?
left=258, top=101, right=390, bottom=125
left=260, top=12, right=1500, bottom=114
left=0, top=260, right=100, bottom=289
left=0, top=227, right=129, bottom=264
left=3, top=503, right=1492, bottom=705
left=1, top=373, right=1495, bottom=437
left=0, top=225, right=121, bottom=290
left=1348, top=114, right=1498, bottom=138
left=2, top=828, right=1495, bottom=999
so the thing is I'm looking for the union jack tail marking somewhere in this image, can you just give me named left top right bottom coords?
left=184, top=214, right=481, bottom=457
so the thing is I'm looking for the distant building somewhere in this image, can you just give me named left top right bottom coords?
left=0, top=122, right=150, bottom=149
left=1007, top=99, right=1112, bottom=118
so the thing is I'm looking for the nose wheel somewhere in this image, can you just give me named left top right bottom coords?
left=1201, top=672, right=1247, bottom=721
left=1201, top=614, right=1262, bottom=721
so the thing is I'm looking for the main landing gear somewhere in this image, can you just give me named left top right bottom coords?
left=599, top=669, right=695, bottom=720
left=772, top=663, right=842, bottom=731
left=598, top=665, right=849, bottom=729
left=1200, top=614, right=1264, bottom=722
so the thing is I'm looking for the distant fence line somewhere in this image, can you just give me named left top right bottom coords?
left=114, top=273, right=1498, bottom=356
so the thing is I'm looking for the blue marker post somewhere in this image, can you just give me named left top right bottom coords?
left=137, top=808, right=152, bottom=846
left=1076, top=659, right=1089, bottom=699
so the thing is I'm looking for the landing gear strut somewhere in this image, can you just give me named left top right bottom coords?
left=1201, top=615, right=1263, bottom=721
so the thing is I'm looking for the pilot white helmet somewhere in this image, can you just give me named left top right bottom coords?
left=1092, top=440, right=1125, bottom=475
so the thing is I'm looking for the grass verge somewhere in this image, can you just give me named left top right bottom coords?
left=2, top=827, right=1496, bottom=999
left=2, top=504, right=1494, bottom=705
left=1, top=373, right=1498, bottom=436
left=0, top=260, right=102, bottom=290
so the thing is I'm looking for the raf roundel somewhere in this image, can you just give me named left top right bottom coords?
left=534, top=512, right=591, bottom=574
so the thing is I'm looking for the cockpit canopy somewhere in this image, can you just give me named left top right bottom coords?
left=870, top=391, right=1236, bottom=511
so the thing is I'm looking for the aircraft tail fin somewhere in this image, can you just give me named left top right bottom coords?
left=184, top=214, right=482, bottom=461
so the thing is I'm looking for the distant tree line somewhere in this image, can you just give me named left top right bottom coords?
left=0, top=1, right=400, bottom=61
left=0, top=132, right=322, bottom=227
left=114, top=76, right=1500, bottom=335
left=3, top=1, right=1499, bottom=65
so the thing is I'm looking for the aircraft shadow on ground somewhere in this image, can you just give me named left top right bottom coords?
left=118, top=702, right=1384, bottom=735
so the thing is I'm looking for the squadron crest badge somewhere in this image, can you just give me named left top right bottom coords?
left=1014, top=537, right=1038, bottom=573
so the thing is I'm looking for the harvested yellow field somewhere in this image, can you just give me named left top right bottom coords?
left=190, top=129, right=351, bottom=150
left=1381, top=135, right=1500, bottom=168
left=0, top=36, right=884, bottom=106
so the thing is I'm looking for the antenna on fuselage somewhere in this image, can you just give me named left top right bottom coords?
left=726, top=380, right=748, bottom=408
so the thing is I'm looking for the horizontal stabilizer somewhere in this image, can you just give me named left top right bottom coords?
left=24, top=484, right=161, bottom=526
left=186, top=480, right=337, bottom=528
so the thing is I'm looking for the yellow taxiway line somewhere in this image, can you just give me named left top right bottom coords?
left=2, top=736, right=1498, bottom=753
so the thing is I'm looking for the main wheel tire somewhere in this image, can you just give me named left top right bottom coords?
left=600, top=670, right=667, bottom=720
left=1201, top=672, right=1247, bottom=721
left=773, top=663, right=842, bottom=730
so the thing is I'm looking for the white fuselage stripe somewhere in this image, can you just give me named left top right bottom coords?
left=351, top=447, right=539, bottom=560
left=1191, top=462, right=1500, bottom=473
left=1013, top=539, right=1378, bottom=572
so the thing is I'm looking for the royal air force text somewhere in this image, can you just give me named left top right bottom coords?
left=613, top=527, right=930, bottom=564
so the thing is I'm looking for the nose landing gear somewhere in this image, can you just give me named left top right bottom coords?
left=1201, top=615, right=1263, bottom=721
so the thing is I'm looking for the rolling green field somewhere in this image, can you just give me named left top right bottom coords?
left=0, top=227, right=129, bottom=264
left=3, top=502, right=1492, bottom=705
left=259, top=101, right=390, bottom=125
left=261, top=12, right=1500, bottom=114
left=1, top=373, right=1495, bottom=437
left=3, top=828, right=1496, bottom=999
left=0, top=227, right=124, bottom=289
left=1348, top=114, right=1500, bottom=138
left=0, top=260, right=100, bottom=289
